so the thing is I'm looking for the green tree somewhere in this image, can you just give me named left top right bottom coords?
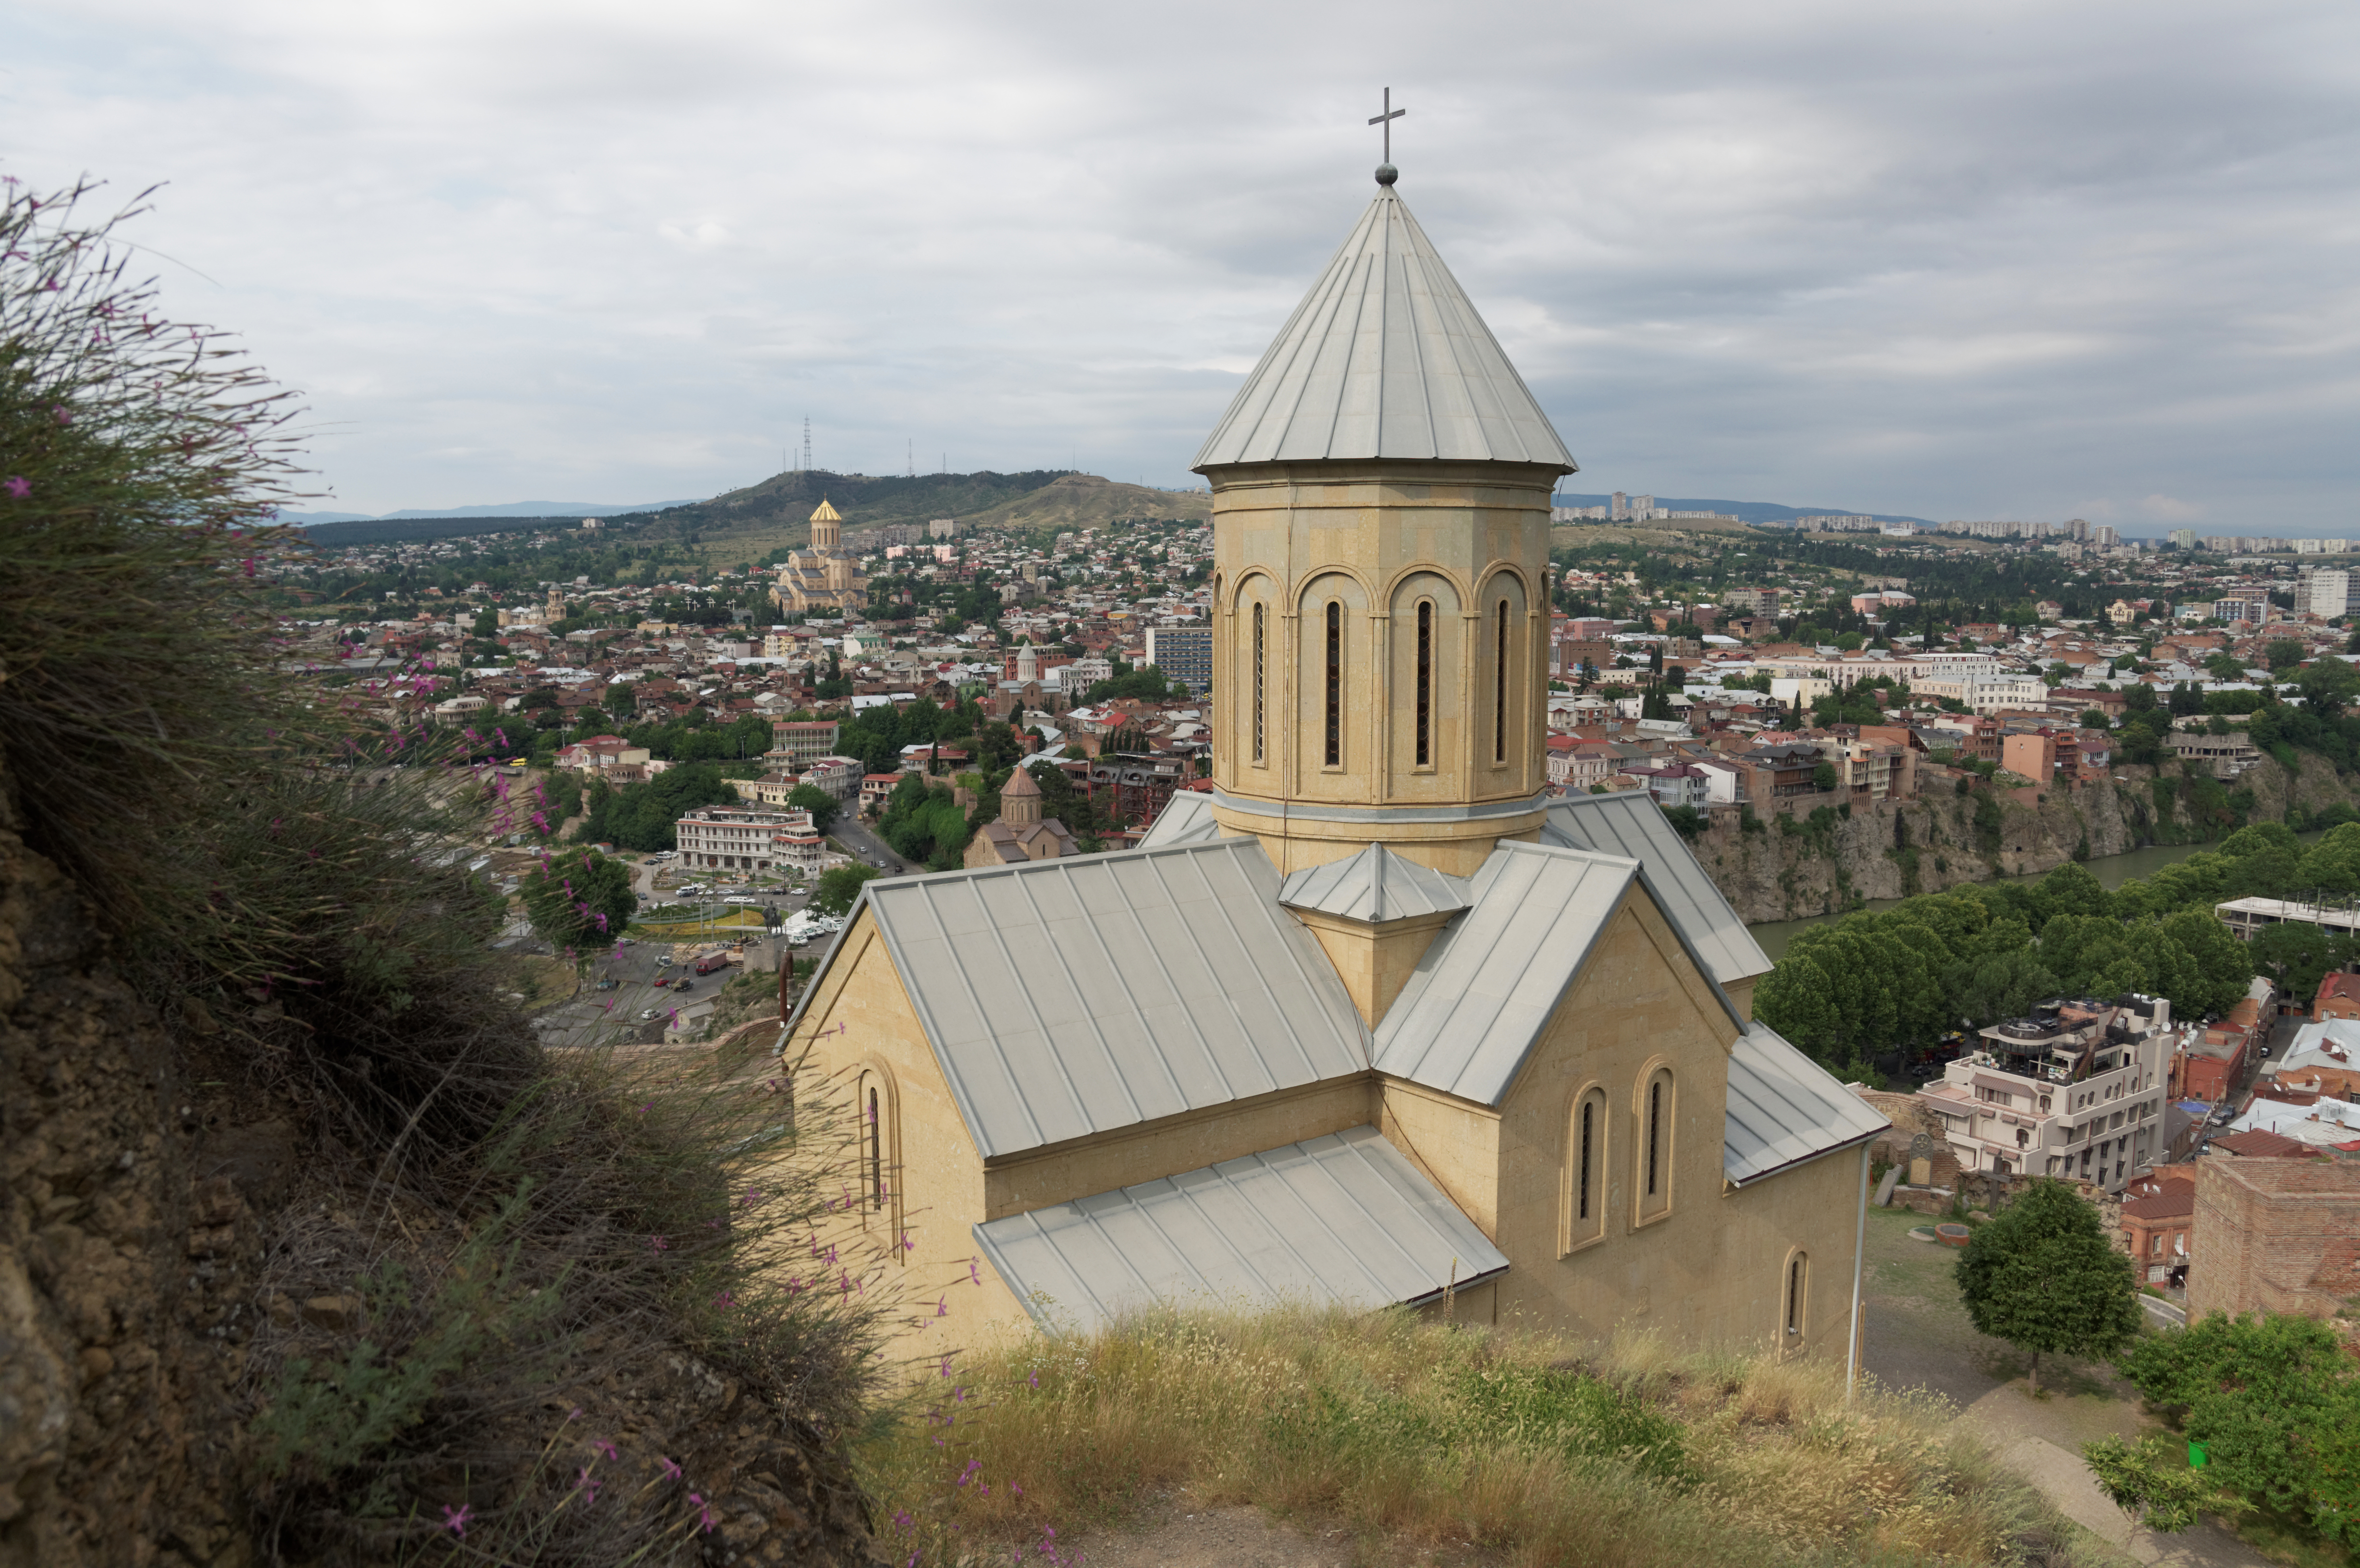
left=810, top=862, right=881, bottom=916
left=519, top=850, right=638, bottom=959
left=2116, top=1311, right=2360, bottom=1544
left=786, top=783, right=840, bottom=833
left=2249, top=920, right=2353, bottom=1000
left=1954, top=1180, right=2140, bottom=1394
left=1810, top=760, right=1838, bottom=792
left=2082, top=1434, right=2220, bottom=1533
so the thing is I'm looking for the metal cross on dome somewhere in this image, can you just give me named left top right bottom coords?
left=1369, top=87, right=1405, bottom=164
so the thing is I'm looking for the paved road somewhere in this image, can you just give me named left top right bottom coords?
left=830, top=817, right=914, bottom=876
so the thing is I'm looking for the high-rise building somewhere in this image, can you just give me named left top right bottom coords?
left=2296, top=570, right=2352, bottom=620
left=2169, top=528, right=2197, bottom=551
left=1143, top=625, right=1214, bottom=694
left=1610, top=490, right=1629, bottom=521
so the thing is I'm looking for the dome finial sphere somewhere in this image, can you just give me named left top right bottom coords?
left=1374, top=163, right=1398, bottom=187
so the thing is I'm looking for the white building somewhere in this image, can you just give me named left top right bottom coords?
left=2296, top=569, right=2352, bottom=620
left=1915, top=996, right=2177, bottom=1192
left=675, top=803, right=820, bottom=872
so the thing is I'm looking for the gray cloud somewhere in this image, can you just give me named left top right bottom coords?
left=7, top=0, right=2356, bottom=526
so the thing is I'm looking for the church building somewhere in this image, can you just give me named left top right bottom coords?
left=775, top=162, right=1881, bottom=1368
left=961, top=762, right=1076, bottom=868
left=771, top=498, right=871, bottom=615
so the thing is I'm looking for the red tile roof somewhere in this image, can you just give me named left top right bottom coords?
left=2212, top=1128, right=2313, bottom=1159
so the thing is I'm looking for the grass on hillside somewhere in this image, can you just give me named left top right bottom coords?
left=859, top=1306, right=2119, bottom=1568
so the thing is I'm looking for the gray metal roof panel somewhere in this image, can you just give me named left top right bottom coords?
left=1371, top=841, right=1638, bottom=1104
left=1278, top=843, right=1472, bottom=924
left=1193, top=188, right=1577, bottom=471
left=1723, top=1022, right=1890, bottom=1185
left=1540, top=794, right=1772, bottom=983
left=799, top=838, right=1369, bottom=1160
left=972, top=1126, right=1509, bottom=1334
left=1135, top=790, right=1223, bottom=849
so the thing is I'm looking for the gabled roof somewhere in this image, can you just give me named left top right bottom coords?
left=1372, top=842, right=1641, bottom=1104
left=1193, top=186, right=1577, bottom=471
left=972, top=1127, right=1509, bottom=1334
left=1540, top=794, right=1772, bottom=984
left=1278, top=843, right=1470, bottom=924
left=790, top=838, right=1367, bottom=1160
left=1135, top=789, right=1223, bottom=849
left=1722, top=1024, right=1890, bottom=1186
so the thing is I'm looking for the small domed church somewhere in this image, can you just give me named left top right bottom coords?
left=777, top=164, right=1881, bottom=1365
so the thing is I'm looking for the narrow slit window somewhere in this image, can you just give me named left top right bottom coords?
left=1252, top=601, right=1266, bottom=763
left=1324, top=601, right=1342, bottom=767
left=867, top=1086, right=883, bottom=1211
left=1786, top=1254, right=1807, bottom=1335
left=1647, top=1079, right=1661, bottom=1197
left=1577, top=1098, right=1595, bottom=1220
left=1415, top=600, right=1433, bottom=766
left=1494, top=599, right=1509, bottom=763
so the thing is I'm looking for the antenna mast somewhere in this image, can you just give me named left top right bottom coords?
left=802, top=416, right=812, bottom=474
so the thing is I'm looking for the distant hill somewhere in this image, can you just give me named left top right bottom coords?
left=297, top=514, right=625, bottom=548
left=1552, top=493, right=1935, bottom=527
left=281, top=498, right=703, bottom=524
left=640, top=468, right=1208, bottom=547
left=963, top=474, right=1211, bottom=533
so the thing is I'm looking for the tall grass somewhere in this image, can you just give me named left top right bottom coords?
left=860, top=1307, right=2115, bottom=1568
left=2, top=179, right=898, bottom=1564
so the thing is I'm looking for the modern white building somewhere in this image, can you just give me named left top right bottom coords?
left=1915, top=996, right=2178, bottom=1192
left=675, top=804, right=820, bottom=872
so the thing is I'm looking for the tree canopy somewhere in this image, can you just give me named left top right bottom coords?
left=519, top=849, right=638, bottom=960
left=2117, top=1311, right=2360, bottom=1544
left=1954, top=1180, right=2141, bottom=1394
left=810, top=863, right=881, bottom=916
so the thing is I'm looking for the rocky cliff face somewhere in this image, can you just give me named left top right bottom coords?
left=0, top=767, right=260, bottom=1566
left=1694, top=754, right=2360, bottom=924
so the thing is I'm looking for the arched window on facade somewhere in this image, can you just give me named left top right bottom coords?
left=1251, top=600, right=1266, bottom=765
left=1494, top=599, right=1510, bottom=764
left=857, top=1066, right=899, bottom=1244
left=1636, top=1066, right=1674, bottom=1224
left=1323, top=600, right=1342, bottom=767
left=1562, top=1085, right=1608, bottom=1255
left=1414, top=599, right=1434, bottom=767
left=1784, top=1250, right=1809, bottom=1340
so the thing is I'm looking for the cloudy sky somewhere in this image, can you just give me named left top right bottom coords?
left=9, top=0, right=2357, bottom=528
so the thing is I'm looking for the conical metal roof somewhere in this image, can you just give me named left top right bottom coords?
left=1194, top=186, right=1576, bottom=471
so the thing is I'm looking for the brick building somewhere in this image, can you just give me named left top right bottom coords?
left=2315, top=972, right=2360, bottom=1022
left=2187, top=1155, right=2360, bottom=1323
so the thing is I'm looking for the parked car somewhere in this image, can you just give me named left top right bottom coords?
left=639, top=1009, right=660, bottom=1021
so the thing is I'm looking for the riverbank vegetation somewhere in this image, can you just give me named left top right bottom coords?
left=1750, top=822, right=2360, bottom=1067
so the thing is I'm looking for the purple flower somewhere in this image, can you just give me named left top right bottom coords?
left=441, top=1502, right=473, bottom=1536
left=4, top=477, right=30, bottom=499
left=900, top=1230, right=915, bottom=1252
left=576, top=1467, right=602, bottom=1506
left=935, top=1296, right=947, bottom=1318
left=592, top=1437, right=619, bottom=1462
left=648, top=1234, right=671, bottom=1252
left=742, top=1188, right=765, bottom=1207
left=940, top=1356, right=954, bottom=1378
left=970, top=1257, right=982, bottom=1286
left=690, top=1492, right=715, bottom=1533
left=713, top=1290, right=737, bottom=1309
left=659, top=1456, right=684, bottom=1482
left=1029, top=1372, right=1040, bottom=1389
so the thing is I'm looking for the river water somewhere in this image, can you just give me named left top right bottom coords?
left=1745, top=836, right=2307, bottom=961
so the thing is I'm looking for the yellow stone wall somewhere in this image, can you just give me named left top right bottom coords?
left=1462, top=887, right=1863, bottom=1356
left=778, top=910, right=1036, bottom=1350
left=1204, top=459, right=1561, bottom=875
left=1291, top=906, right=1454, bottom=1028
left=983, top=1077, right=1377, bottom=1219
left=770, top=888, right=1860, bottom=1364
